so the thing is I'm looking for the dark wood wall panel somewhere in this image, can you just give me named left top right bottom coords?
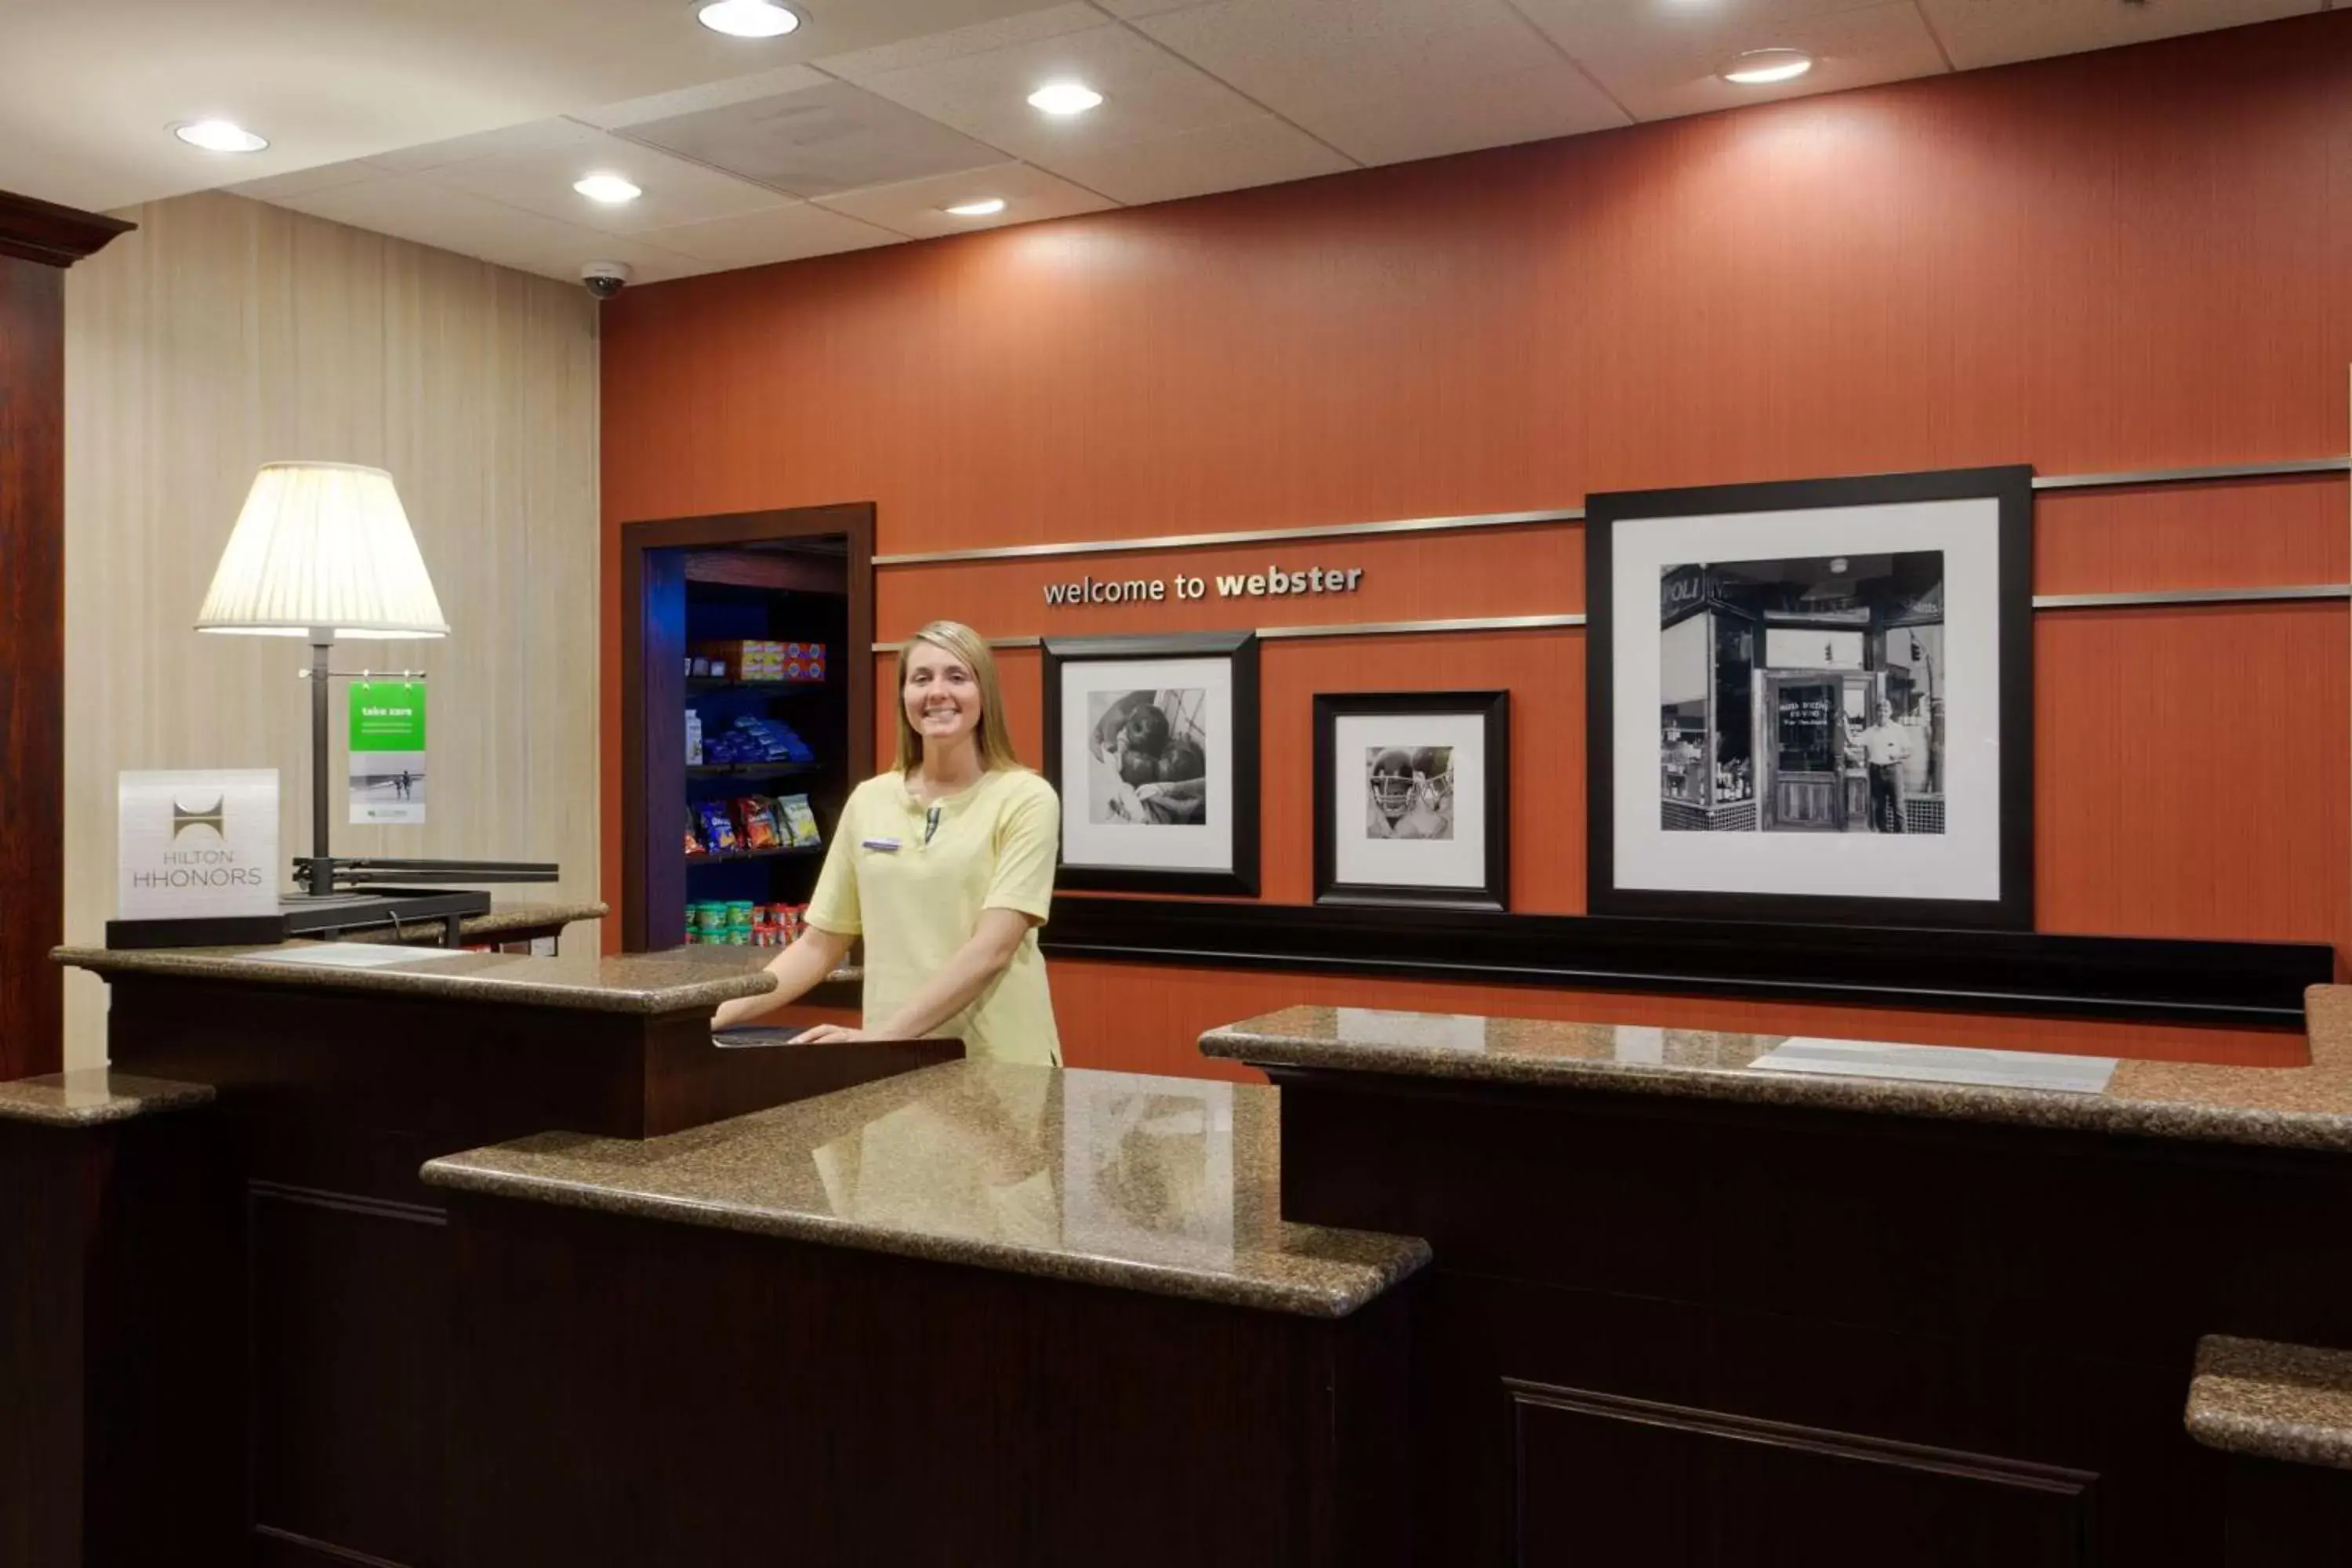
left=0, top=192, right=128, bottom=1080
left=0, top=255, right=67, bottom=1082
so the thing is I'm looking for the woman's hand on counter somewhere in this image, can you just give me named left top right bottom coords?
left=710, top=926, right=853, bottom=1033
left=788, top=1023, right=873, bottom=1045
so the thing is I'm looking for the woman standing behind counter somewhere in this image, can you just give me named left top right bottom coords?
left=712, top=620, right=1063, bottom=1065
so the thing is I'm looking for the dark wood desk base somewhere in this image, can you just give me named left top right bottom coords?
left=1269, top=1065, right=2352, bottom=1568
left=0, top=1111, right=234, bottom=1568
left=446, top=1193, right=1410, bottom=1568
left=91, top=974, right=953, bottom=1568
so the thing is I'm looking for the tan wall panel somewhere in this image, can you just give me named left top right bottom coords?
left=62, top=191, right=601, bottom=1069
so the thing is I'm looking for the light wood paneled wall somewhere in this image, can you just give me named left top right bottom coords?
left=61, top=191, right=600, bottom=1069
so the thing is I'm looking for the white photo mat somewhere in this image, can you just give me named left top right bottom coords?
left=1330, top=710, right=1488, bottom=891
left=1610, top=496, right=2005, bottom=906
left=1058, top=655, right=1235, bottom=873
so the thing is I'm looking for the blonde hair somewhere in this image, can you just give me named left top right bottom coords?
left=893, top=620, right=1024, bottom=775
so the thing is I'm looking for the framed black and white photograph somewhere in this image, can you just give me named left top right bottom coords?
left=1042, top=631, right=1260, bottom=896
left=1587, top=466, right=2033, bottom=929
left=1313, top=690, right=1509, bottom=910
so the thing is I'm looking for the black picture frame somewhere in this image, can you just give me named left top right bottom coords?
left=1041, top=630, right=1261, bottom=897
left=1312, top=691, right=1510, bottom=911
left=1586, top=464, right=2034, bottom=931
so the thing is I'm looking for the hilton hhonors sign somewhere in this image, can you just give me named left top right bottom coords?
left=118, top=769, right=281, bottom=920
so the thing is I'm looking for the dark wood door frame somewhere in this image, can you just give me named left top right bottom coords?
left=0, top=189, right=132, bottom=1080
left=619, top=503, right=875, bottom=952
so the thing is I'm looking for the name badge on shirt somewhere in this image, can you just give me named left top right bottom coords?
left=861, top=837, right=902, bottom=852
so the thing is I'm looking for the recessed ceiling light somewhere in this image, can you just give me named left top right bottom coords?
left=697, top=0, right=800, bottom=38
left=1720, top=49, right=1814, bottom=85
left=944, top=198, right=1007, bottom=218
left=1027, top=82, right=1103, bottom=116
left=172, top=120, right=269, bottom=154
left=574, top=172, right=644, bottom=204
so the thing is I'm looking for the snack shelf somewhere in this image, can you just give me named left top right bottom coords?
left=687, top=845, right=826, bottom=866
left=687, top=763, right=822, bottom=779
left=685, top=677, right=828, bottom=694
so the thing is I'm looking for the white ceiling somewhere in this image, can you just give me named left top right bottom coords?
left=0, top=0, right=2324, bottom=285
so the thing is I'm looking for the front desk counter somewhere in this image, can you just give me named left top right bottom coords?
left=1203, top=993, right=2352, bottom=1568
left=35, top=937, right=944, bottom=1568
left=423, top=1061, right=1426, bottom=1567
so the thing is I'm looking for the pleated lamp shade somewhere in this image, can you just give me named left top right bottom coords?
left=196, top=462, right=450, bottom=639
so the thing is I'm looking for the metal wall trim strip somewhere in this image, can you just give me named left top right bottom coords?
left=872, top=508, right=1580, bottom=566
left=2031, top=584, right=2352, bottom=611
left=2030, top=456, right=2350, bottom=492
left=869, top=457, right=2347, bottom=568
left=873, top=590, right=2350, bottom=651
left=871, top=613, right=1586, bottom=653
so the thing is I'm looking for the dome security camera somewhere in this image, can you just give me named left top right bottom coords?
left=582, top=261, right=633, bottom=299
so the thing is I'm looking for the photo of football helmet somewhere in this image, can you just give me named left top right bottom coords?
left=1368, top=746, right=1417, bottom=823
left=1410, top=747, right=1454, bottom=814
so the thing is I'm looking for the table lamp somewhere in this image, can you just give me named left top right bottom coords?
left=196, top=462, right=448, bottom=898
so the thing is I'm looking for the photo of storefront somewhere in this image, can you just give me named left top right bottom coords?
left=1660, top=554, right=1945, bottom=835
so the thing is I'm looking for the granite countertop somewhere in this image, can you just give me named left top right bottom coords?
left=1199, top=986, right=2352, bottom=1155
left=339, top=899, right=608, bottom=945
left=423, top=1060, right=1428, bottom=1318
left=0, top=1069, right=215, bottom=1128
left=653, top=942, right=861, bottom=990
left=2187, top=1336, right=2352, bottom=1470
left=54, top=942, right=777, bottom=1016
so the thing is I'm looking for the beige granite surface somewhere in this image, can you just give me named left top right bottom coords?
left=339, top=899, right=607, bottom=945
left=423, top=1060, right=1428, bottom=1318
left=0, top=1069, right=214, bottom=1127
left=1199, top=986, right=2352, bottom=1153
left=2188, top=1336, right=2352, bottom=1470
left=55, top=942, right=777, bottom=1016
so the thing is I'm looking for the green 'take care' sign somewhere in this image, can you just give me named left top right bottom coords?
left=350, top=681, right=426, bottom=750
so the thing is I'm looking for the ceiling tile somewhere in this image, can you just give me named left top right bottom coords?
left=1030, top=114, right=1353, bottom=205
left=815, top=3, right=1106, bottom=81
left=1133, top=0, right=1566, bottom=113
left=576, top=66, right=836, bottom=131
left=432, top=129, right=789, bottom=234
left=1294, top=58, right=1630, bottom=166
left=493, top=228, right=719, bottom=286
left=260, top=170, right=710, bottom=283
left=1093, top=0, right=1222, bottom=16
left=852, top=20, right=1267, bottom=165
left=815, top=161, right=1116, bottom=238
left=361, top=116, right=606, bottom=176
left=1519, top=0, right=1948, bottom=122
left=225, top=161, right=384, bottom=201
left=621, top=79, right=1010, bottom=198
left=1916, top=0, right=2317, bottom=72
left=628, top=200, right=902, bottom=266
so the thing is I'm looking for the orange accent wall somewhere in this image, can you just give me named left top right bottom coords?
left=604, top=14, right=2352, bottom=1075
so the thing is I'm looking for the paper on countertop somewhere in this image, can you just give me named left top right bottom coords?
left=237, top=942, right=454, bottom=971
left=1750, top=1036, right=2118, bottom=1094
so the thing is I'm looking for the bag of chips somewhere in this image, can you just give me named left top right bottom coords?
left=777, top=794, right=822, bottom=848
left=698, top=800, right=739, bottom=854
left=737, top=797, right=782, bottom=851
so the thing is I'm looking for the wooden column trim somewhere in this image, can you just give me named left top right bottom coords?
left=0, top=189, right=129, bottom=1080
left=0, top=188, right=132, bottom=269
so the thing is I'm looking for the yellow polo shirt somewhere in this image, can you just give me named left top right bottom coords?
left=805, top=768, right=1062, bottom=1065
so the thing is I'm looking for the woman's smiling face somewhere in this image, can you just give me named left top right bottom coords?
left=903, top=640, right=980, bottom=750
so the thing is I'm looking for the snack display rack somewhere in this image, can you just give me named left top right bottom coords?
left=619, top=505, right=875, bottom=956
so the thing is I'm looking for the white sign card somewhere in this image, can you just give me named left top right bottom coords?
left=118, top=769, right=281, bottom=920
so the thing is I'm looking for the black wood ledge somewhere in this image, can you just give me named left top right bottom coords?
left=1044, top=897, right=2333, bottom=1030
